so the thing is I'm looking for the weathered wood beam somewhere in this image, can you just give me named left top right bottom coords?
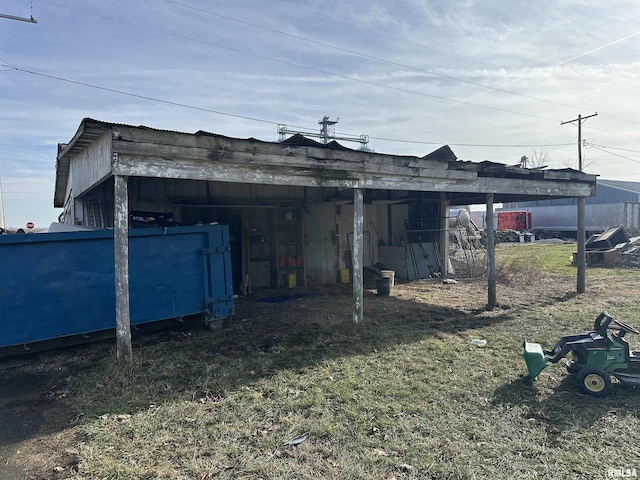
left=112, top=126, right=596, bottom=177
left=353, top=188, right=364, bottom=323
left=112, top=140, right=475, bottom=181
left=112, top=127, right=451, bottom=170
left=113, top=154, right=594, bottom=198
left=112, top=139, right=596, bottom=197
left=114, top=174, right=132, bottom=361
left=486, top=193, right=496, bottom=309
left=114, top=154, right=469, bottom=191
left=471, top=176, right=594, bottom=197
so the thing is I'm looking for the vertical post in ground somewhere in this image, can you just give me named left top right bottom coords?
left=353, top=188, right=364, bottom=323
left=114, top=174, right=132, bottom=361
left=486, top=193, right=496, bottom=309
left=439, top=193, right=449, bottom=278
left=577, top=197, right=586, bottom=293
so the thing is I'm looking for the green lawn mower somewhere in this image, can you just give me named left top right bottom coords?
left=523, top=312, right=640, bottom=396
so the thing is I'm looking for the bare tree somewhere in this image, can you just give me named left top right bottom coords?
left=528, top=148, right=550, bottom=168
left=558, top=151, right=598, bottom=172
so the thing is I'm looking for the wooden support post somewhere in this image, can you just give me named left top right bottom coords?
left=353, top=188, right=364, bottom=323
left=577, top=196, right=586, bottom=293
left=114, top=174, right=132, bottom=361
left=439, top=193, right=449, bottom=277
left=486, top=193, right=496, bottom=309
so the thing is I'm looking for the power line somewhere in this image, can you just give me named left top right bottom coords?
left=158, top=0, right=640, bottom=127
left=582, top=125, right=640, bottom=141
left=366, top=135, right=574, bottom=148
left=34, top=1, right=640, bottom=143
left=3, top=62, right=580, bottom=150
left=450, top=33, right=640, bottom=124
left=3, top=62, right=279, bottom=126
left=589, top=144, right=640, bottom=165
left=33, top=0, right=562, bottom=123
left=590, top=144, right=640, bottom=154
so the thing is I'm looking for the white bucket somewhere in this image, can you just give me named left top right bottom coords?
left=380, top=270, right=395, bottom=286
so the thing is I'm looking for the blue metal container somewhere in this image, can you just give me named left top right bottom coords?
left=0, top=225, right=233, bottom=349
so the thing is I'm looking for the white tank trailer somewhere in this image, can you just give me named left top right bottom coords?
left=498, top=202, right=640, bottom=239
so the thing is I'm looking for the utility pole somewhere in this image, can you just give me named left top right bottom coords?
left=561, top=113, right=597, bottom=171
left=561, top=112, right=597, bottom=294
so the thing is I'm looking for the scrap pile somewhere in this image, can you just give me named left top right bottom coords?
left=619, top=239, right=640, bottom=268
left=573, top=226, right=640, bottom=268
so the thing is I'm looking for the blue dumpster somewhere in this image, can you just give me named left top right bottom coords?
left=0, top=224, right=233, bottom=349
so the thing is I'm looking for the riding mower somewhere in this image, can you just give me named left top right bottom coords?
left=523, top=312, right=640, bottom=396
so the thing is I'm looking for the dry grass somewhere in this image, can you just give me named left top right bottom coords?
left=5, top=243, right=640, bottom=480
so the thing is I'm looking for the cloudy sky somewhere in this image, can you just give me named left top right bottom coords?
left=1, top=0, right=639, bottom=228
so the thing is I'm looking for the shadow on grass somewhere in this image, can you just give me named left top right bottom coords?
left=0, top=285, right=514, bottom=442
left=538, top=290, right=580, bottom=308
left=492, top=373, right=640, bottom=436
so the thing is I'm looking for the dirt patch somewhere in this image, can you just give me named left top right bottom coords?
left=0, top=357, right=79, bottom=479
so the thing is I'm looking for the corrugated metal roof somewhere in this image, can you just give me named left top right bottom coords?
left=597, top=179, right=640, bottom=194
left=55, top=118, right=280, bottom=207
left=54, top=118, right=598, bottom=208
left=422, top=145, right=457, bottom=161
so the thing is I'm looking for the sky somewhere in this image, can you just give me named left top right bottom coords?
left=1, top=0, right=639, bottom=229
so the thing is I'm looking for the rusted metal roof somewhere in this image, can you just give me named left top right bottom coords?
left=54, top=118, right=598, bottom=208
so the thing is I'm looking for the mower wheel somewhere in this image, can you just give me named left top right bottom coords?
left=577, top=367, right=611, bottom=396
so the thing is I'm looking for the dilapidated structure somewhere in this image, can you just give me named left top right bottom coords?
left=54, top=118, right=597, bottom=358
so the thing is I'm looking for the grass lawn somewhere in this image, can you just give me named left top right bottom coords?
left=8, top=243, right=640, bottom=479
left=494, top=241, right=639, bottom=278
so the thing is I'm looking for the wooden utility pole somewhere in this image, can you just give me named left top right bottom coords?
left=561, top=113, right=597, bottom=294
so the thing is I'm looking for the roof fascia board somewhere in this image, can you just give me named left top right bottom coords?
left=114, top=154, right=594, bottom=197
left=111, top=140, right=475, bottom=181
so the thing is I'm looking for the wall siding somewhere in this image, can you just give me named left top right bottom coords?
left=304, top=203, right=339, bottom=284
left=69, top=132, right=112, bottom=198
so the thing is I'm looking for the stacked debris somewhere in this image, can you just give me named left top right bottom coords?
left=619, top=238, right=640, bottom=268
left=573, top=226, right=640, bottom=268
